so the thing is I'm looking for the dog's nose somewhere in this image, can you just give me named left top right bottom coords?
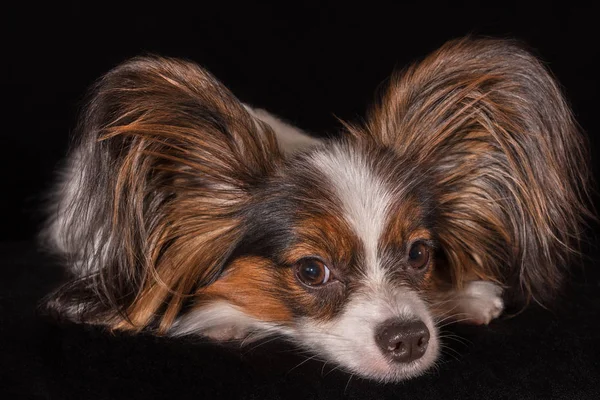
left=375, top=319, right=430, bottom=362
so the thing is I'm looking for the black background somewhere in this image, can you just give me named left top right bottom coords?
left=2, top=2, right=599, bottom=399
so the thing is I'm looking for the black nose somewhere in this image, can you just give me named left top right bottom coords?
left=375, top=319, right=430, bottom=363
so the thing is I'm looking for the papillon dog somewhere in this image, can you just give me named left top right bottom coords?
left=43, top=38, right=592, bottom=382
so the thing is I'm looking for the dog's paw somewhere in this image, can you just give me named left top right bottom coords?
left=456, top=281, right=504, bottom=325
left=202, top=325, right=250, bottom=341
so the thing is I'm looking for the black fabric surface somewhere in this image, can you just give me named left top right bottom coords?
left=2, top=241, right=599, bottom=399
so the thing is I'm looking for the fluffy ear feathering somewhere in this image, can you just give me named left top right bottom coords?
left=348, top=38, right=593, bottom=304
left=45, top=57, right=284, bottom=332
left=43, top=38, right=592, bottom=381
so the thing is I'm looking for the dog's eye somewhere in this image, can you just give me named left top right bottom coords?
left=295, top=258, right=331, bottom=287
left=407, top=242, right=430, bottom=270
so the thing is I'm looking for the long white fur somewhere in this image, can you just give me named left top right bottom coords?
left=170, top=301, right=293, bottom=340
left=245, top=106, right=321, bottom=154
left=44, top=148, right=107, bottom=275
left=46, top=149, right=85, bottom=257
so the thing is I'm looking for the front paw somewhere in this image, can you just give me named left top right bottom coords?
left=457, top=281, right=504, bottom=325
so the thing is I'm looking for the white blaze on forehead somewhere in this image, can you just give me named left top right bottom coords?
left=310, top=144, right=394, bottom=283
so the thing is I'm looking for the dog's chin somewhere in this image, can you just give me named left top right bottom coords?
left=355, top=356, right=439, bottom=383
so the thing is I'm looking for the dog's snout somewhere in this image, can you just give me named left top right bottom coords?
left=375, top=319, right=430, bottom=363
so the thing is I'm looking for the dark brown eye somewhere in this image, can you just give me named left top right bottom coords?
left=295, top=258, right=331, bottom=287
left=408, top=242, right=430, bottom=270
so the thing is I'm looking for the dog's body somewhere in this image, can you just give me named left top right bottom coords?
left=44, top=38, right=591, bottom=381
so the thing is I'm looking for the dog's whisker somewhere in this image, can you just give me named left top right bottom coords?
left=344, top=373, right=354, bottom=394
left=437, top=317, right=474, bottom=328
left=286, top=354, right=320, bottom=375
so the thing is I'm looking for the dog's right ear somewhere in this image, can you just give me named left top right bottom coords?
left=45, top=56, right=282, bottom=332
left=348, top=38, right=593, bottom=305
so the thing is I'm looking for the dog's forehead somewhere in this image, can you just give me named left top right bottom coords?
left=307, top=145, right=393, bottom=269
left=297, top=143, right=427, bottom=277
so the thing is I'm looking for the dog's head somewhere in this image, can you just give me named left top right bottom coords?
left=180, top=140, right=442, bottom=381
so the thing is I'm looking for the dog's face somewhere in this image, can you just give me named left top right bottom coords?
left=174, top=141, right=441, bottom=381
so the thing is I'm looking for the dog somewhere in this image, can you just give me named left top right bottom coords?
left=43, top=37, right=592, bottom=381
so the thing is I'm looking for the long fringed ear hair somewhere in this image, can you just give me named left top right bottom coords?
left=46, top=57, right=282, bottom=333
left=349, top=38, right=593, bottom=305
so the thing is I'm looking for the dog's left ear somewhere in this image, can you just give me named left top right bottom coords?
left=350, top=38, right=593, bottom=304
left=46, top=56, right=283, bottom=332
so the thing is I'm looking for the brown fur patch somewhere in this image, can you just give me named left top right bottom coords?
left=200, top=256, right=294, bottom=323
left=279, top=213, right=358, bottom=321
left=380, top=196, right=432, bottom=250
left=285, top=213, right=360, bottom=272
